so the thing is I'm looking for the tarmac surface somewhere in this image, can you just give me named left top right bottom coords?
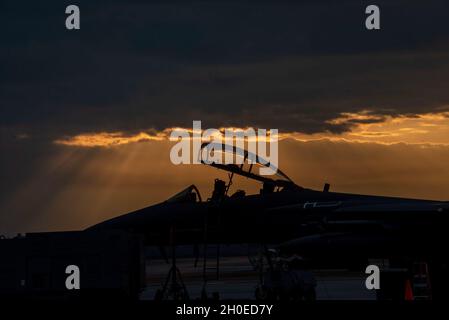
left=141, top=256, right=377, bottom=300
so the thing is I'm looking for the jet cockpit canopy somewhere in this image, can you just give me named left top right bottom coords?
left=200, top=142, right=301, bottom=191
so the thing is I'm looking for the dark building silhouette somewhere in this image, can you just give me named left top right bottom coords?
left=0, top=230, right=144, bottom=300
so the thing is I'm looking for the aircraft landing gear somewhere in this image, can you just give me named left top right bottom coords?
left=154, top=227, right=189, bottom=300
left=254, top=249, right=317, bottom=301
left=155, top=263, right=189, bottom=300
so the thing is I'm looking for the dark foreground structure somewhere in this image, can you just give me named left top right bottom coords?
left=0, top=231, right=145, bottom=300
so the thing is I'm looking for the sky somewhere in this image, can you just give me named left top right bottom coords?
left=1, top=1, right=449, bottom=235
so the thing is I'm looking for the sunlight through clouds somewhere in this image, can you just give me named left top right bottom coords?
left=53, top=111, right=449, bottom=147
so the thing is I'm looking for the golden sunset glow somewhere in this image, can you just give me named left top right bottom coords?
left=4, top=136, right=449, bottom=235
left=318, top=111, right=449, bottom=145
left=54, top=131, right=167, bottom=147
left=53, top=111, right=449, bottom=148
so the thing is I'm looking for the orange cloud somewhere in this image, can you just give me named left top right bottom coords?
left=54, top=131, right=166, bottom=147
left=326, top=110, right=386, bottom=125
left=288, top=111, right=449, bottom=145
left=53, top=111, right=449, bottom=147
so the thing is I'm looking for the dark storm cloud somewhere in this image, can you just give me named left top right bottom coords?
left=1, top=0, right=449, bottom=138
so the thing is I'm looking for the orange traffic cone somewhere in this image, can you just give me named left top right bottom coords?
left=404, top=279, right=414, bottom=301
